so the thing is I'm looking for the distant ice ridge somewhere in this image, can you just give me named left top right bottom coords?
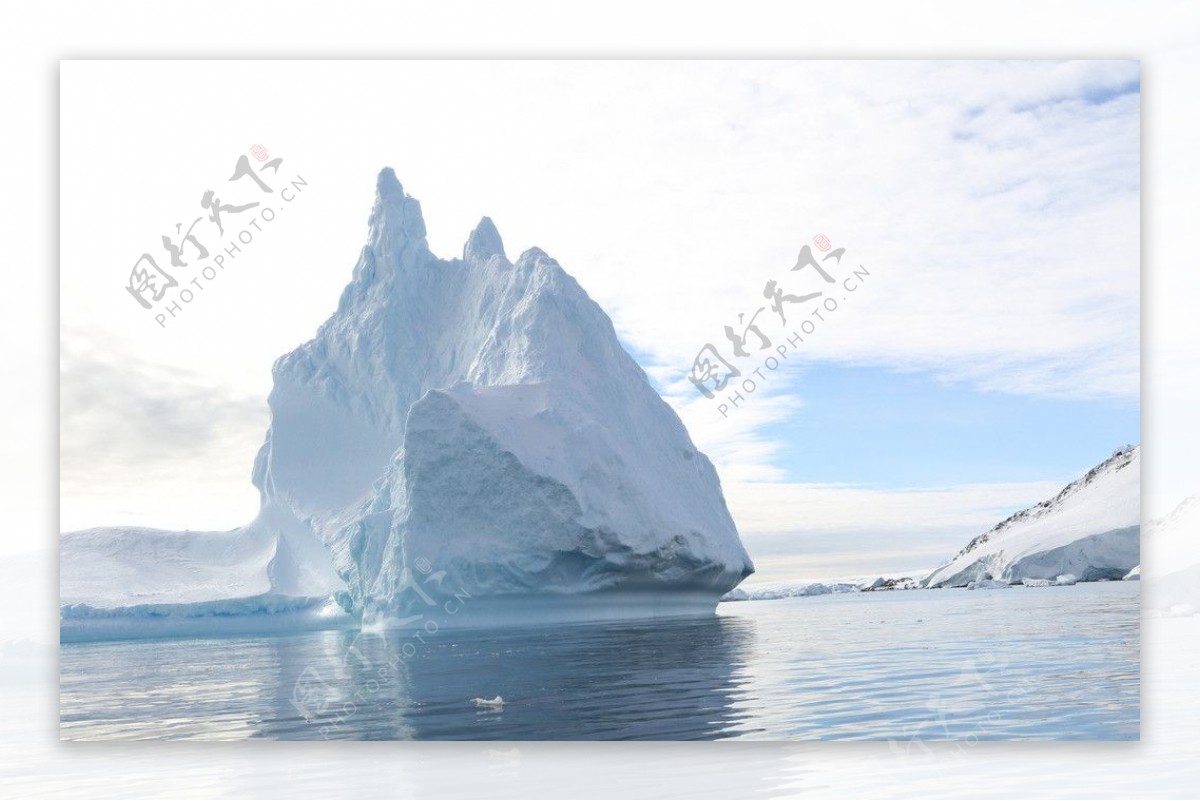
left=60, top=168, right=753, bottom=640
left=722, top=581, right=861, bottom=602
left=721, top=574, right=920, bottom=602
left=1020, top=575, right=1081, bottom=588
left=923, top=446, right=1140, bottom=589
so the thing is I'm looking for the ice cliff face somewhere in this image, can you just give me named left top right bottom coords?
left=250, top=168, right=752, bottom=623
left=923, top=446, right=1140, bottom=588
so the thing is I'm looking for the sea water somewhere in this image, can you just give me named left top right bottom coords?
left=59, top=581, right=1138, bottom=741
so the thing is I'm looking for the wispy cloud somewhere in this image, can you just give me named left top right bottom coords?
left=727, top=478, right=1068, bottom=579
left=59, top=342, right=265, bottom=532
left=585, top=61, right=1142, bottom=485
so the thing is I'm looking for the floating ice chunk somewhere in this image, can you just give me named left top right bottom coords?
left=472, top=696, right=505, bottom=711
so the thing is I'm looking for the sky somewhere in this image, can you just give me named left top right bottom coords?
left=57, top=60, right=1142, bottom=581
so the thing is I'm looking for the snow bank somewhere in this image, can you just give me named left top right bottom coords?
left=924, top=446, right=1140, bottom=588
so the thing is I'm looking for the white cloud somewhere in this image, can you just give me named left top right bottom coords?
left=59, top=342, right=264, bottom=533
left=725, top=478, right=1068, bottom=579
left=727, top=479, right=1068, bottom=534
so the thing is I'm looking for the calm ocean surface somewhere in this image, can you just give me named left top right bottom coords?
left=59, top=582, right=1139, bottom=741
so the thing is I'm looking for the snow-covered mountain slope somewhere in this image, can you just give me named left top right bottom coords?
left=61, top=168, right=752, bottom=638
left=923, top=446, right=1140, bottom=588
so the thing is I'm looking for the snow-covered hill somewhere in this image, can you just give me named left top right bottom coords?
left=923, top=446, right=1140, bottom=588
left=61, top=168, right=753, bottom=640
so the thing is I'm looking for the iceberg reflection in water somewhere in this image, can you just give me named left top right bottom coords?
left=59, top=582, right=1138, bottom=741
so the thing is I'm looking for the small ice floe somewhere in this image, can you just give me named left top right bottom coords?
left=1055, top=574, right=1078, bottom=586
left=472, top=695, right=505, bottom=711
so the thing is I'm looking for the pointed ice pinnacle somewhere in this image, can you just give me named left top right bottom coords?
left=464, top=216, right=506, bottom=264
left=376, top=166, right=403, bottom=198
left=366, top=167, right=428, bottom=272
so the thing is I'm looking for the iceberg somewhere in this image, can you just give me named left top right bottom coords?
left=924, top=446, right=1140, bottom=588
left=61, top=168, right=753, bottom=641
